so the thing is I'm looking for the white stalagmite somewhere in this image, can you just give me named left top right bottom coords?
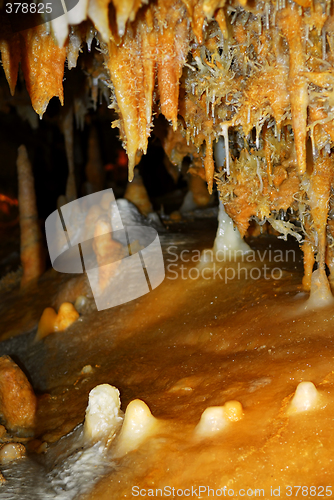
left=213, top=200, right=251, bottom=258
left=114, top=399, right=157, bottom=457
left=195, top=407, right=227, bottom=436
left=287, top=381, right=320, bottom=414
left=195, top=401, right=243, bottom=437
left=84, top=385, right=123, bottom=442
left=212, top=133, right=250, bottom=260
left=303, top=269, right=334, bottom=311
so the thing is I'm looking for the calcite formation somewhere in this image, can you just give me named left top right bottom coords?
left=36, top=302, right=80, bottom=340
left=2, top=0, right=334, bottom=294
left=0, top=442, right=26, bottom=464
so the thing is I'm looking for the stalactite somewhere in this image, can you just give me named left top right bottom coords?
left=107, top=27, right=150, bottom=181
left=263, top=123, right=272, bottom=186
left=309, top=154, right=334, bottom=273
left=2, top=0, right=334, bottom=296
left=326, top=220, right=334, bottom=286
left=0, top=28, right=20, bottom=96
left=220, top=124, right=230, bottom=176
left=156, top=3, right=189, bottom=130
left=112, top=0, right=144, bottom=36
left=301, top=240, right=315, bottom=291
left=87, top=0, right=113, bottom=43
left=279, top=4, right=308, bottom=175
left=19, top=26, right=66, bottom=117
left=204, top=136, right=214, bottom=194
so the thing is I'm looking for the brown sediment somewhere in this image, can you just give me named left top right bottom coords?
left=17, top=145, right=45, bottom=288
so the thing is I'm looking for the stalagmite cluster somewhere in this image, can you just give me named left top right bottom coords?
left=36, top=302, right=80, bottom=340
left=2, top=0, right=334, bottom=295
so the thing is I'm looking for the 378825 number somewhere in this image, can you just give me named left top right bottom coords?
left=286, top=486, right=332, bottom=496
left=5, top=2, right=52, bottom=14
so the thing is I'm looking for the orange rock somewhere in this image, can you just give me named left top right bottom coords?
left=0, top=356, right=37, bottom=435
left=36, top=302, right=79, bottom=340
left=19, top=25, right=66, bottom=117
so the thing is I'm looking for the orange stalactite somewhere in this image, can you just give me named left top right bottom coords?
left=19, top=26, right=66, bottom=116
left=107, top=27, right=149, bottom=181
left=112, top=0, right=144, bottom=36
left=0, top=28, right=20, bottom=97
left=106, top=0, right=189, bottom=180
left=309, top=154, right=334, bottom=272
left=302, top=240, right=315, bottom=291
left=278, top=5, right=308, bottom=175
left=204, top=136, right=214, bottom=194
left=157, top=7, right=189, bottom=131
left=87, top=0, right=113, bottom=43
